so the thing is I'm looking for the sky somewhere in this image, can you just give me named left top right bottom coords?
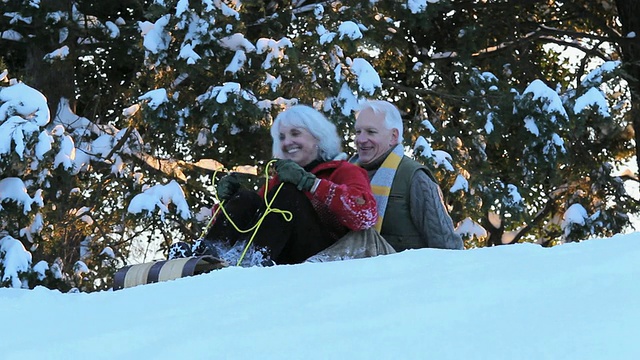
left=1, top=232, right=639, bottom=360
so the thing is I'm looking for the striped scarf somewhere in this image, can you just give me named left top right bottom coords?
left=354, top=144, right=404, bottom=232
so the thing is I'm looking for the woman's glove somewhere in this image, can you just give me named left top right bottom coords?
left=274, top=159, right=317, bottom=191
left=216, top=173, right=242, bottom=200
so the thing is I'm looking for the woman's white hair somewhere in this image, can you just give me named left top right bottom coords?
left=357, top=100, right=404, bottom=144
left=271, top=104, right=342, bottom=161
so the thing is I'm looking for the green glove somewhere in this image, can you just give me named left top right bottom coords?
left=274, top=159, right=317, bottom=191
left=216, top=173, right=242, bottom=200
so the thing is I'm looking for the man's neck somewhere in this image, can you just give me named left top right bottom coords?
left=361, top=146, right=396, bottom=171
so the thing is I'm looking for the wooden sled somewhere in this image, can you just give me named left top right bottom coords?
left=113, top=255, right=228, bottom=290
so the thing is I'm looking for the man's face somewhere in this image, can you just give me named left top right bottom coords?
left=354, top=108, right=398, bottom=165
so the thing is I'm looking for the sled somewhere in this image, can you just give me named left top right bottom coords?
left=113, top=255, right=228, bottom=290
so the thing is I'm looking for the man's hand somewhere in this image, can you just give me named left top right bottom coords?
left=274, top=159, right=318, bottom=191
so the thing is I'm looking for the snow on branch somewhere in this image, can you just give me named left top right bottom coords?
left=219, top=33, right=257, bottom=52
left=338, top=21, right=363, bottom=40
left=0, top=178, right=44, bottom=214
left=139, top=15, right=171, bottom=55
left=405, top=0, right=440, bottom=14
left=256, top=38, right=293, bottom=69
left=0, top=82, right=50, bottom=127
left=455, top=217, right=487, bottom=240
left=574, top=88, right=610, bottom=117
left=0, top=236, right=32, bottom=288
left=580, top=60, right=621, bottom=87
left=127, top=180, right=191, bottom=220
left=139, top=89, right=169, bottom=110
left=349, top=58, right=381, bottom=95
left=562, top=203, right=588, bottom=238
left=523, top=80, right=568, bottom=120
left=196, top=82, right=257, bottom=104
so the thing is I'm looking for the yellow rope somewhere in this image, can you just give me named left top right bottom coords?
left=197, top=205, right=220, bottom=239
left=210, top=160, right=292, bottom=266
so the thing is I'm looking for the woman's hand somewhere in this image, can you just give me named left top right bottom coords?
left=274, top=159, right=317, bottom=191
left=216, top=173, right=242, bottom=200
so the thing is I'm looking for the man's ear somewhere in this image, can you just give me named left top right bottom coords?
left=390, top=128, right=399, bottom=145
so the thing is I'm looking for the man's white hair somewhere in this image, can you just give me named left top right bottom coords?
left=271, top=104, right=341, bottom=160
left=356, top=100, right=404, bottom=144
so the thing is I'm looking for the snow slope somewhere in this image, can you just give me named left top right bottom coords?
left=1, top=233, right=639, bottom=360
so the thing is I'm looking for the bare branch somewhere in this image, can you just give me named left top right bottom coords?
left=537, top=25, right=639, bottom=46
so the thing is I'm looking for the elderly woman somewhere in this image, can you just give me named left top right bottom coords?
left=175, top=105, right=378, bottom=265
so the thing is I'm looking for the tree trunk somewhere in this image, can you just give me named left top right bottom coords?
left=25, top=43, right=76, bottom=116
left=615, top=0, right=640, bottom=173
left=24, top=0, right=77, bottom=117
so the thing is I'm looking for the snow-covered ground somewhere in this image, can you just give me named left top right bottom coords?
left=1, top=233, right=638, bottom=360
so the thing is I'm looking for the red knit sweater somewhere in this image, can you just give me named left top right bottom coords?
left=259, top=160, right=378, bottom=242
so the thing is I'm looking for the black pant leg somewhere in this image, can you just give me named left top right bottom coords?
left=204, top=189, right=263, bottom=246
left=251, top=183, right=332, bottom=264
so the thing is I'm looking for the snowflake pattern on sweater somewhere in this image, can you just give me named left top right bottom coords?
left=262, top=160, right=378, bottom=241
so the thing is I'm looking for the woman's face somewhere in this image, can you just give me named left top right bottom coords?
left=278, top=124, right=320, bottom=167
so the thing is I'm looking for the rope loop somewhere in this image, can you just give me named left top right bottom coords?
left=208, top=160, right=292, bottom=266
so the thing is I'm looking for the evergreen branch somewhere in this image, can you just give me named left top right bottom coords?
left=381, top=78, right=467, bottom=101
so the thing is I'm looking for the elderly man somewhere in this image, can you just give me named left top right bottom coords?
left=351, top=100, right=463, bottom=251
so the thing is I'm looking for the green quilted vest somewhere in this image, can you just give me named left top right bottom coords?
left=380, top=156, right=434, bottom=251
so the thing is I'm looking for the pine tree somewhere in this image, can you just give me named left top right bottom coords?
left=1, top=0, right=639, bottom=291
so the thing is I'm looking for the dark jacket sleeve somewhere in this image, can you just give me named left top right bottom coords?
left=409, top=171, right=463, bottom=249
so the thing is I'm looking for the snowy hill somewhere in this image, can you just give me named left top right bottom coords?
left=1, top=234, right=639, bottom=360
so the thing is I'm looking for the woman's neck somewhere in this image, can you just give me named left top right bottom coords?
left=303, top=158, right=324, bottom=171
